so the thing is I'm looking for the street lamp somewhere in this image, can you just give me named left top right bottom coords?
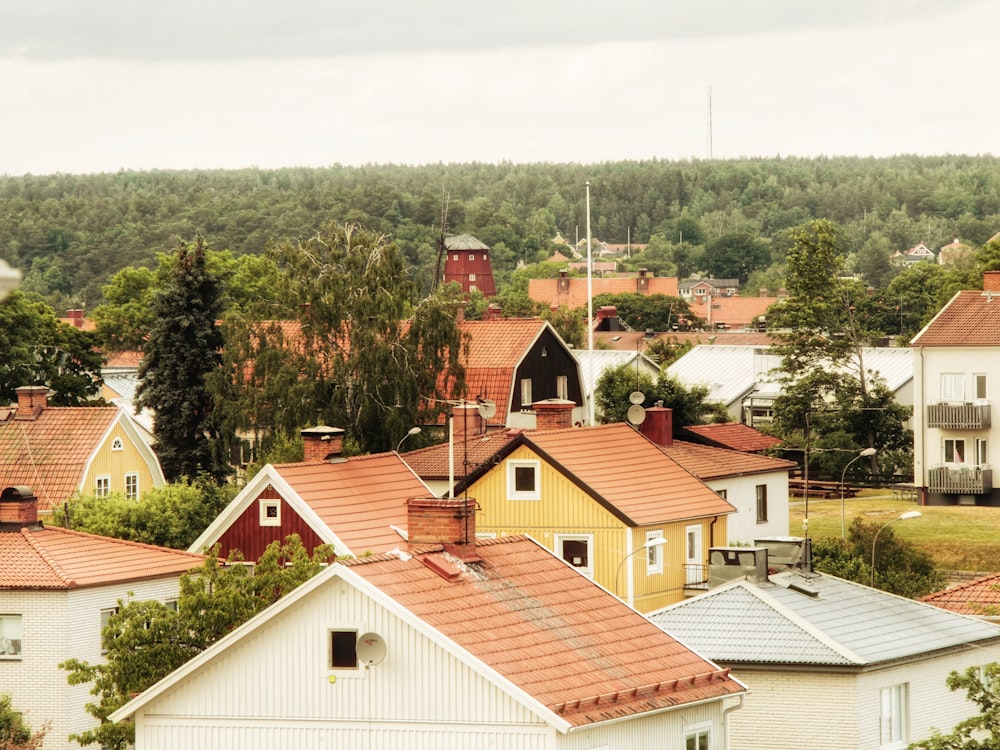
left=841, top=447, right=877, bottom=539
left=870, top=510, right=921, bottom=588
left=395, top=426, right=421, bottom=453
left=615, top=537, right=667, bottom=599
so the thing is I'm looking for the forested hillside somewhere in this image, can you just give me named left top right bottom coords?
left=3, top=155, right=1000, bottom=313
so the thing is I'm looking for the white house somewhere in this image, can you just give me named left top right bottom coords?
left=649, top=540, right=1000, bottom=750
left=112, top=497, right=747, bottom=750
left=0, top=486, right=205, bottom=750
left=910, top=271, right=1000, bottom=505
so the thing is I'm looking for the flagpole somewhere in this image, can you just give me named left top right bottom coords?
left=586, top=181, right=595, bottom=425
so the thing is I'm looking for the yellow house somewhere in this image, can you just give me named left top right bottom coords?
left=434, top=404, right=735, bottom=613
left=0, top=385, right=165, bottom=513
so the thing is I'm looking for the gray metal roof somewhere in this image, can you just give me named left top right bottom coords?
left=444, top=234, right=490, bottom=251
left=574, top=349, right=661, bottom=401
left=649, top=570, right=1000, bottom=667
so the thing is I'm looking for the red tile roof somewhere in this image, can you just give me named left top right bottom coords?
left=0, top=407, right=122, bottom=511
left=681, top=422, right=783, bottom=453
left=688, top=295, right=778, bottom=329
left=402, top=430, right=519, bottom=480
left=660, top=440, right=795, bottom=481
left=528, top=277, right=679, bottom=310
left=911, top=290, right=1000, bottom=346
left=346, top=536, right=744, bottom=726
left=0, top=526, right=204, bottom=590
left=920, top=572, right=1000, bottom=616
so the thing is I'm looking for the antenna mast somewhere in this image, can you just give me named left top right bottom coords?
left=432, top=190, right=450, bottom=291
left=707, top=85, right=713, bottom=160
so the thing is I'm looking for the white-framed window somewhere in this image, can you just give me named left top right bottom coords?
left=329, top=630, right=358, bottom=670
left=976, top=373, right=988, bottom=401
left=469, top=284, right=477, bottom=293
left=520, top=378, right=532, bottom=406
left=685, top=722, right=711, bottom=750
left=556, top=374, right=568, bottom=400
left=124, top=473, right=139, bottom=500
left=977, top=439, right=988, bottom=466
left=468, top=273, right=476, bottom=281
left=756, top=484, right=768, bottom=523
left=506, top=460, right=540, bottom=500
left=100, top=607, right=119, bottom=654
left=0, top=615, right=21, bottom=659
left=941, top=372, right=965, bottom=402
left=879, top=683, right=908, bottom=749
left=96, top=475, right=110, bottom=497
left=259, top=499, right=281, bottom=526
left=111, top=437, right=124, bottom=451
left=646, top=530, right=664, bottom=574
left=452, top=254, right=458, bottom=261
left=555, top=534, right=594, bottom=578
left=945, top=438, right=966, bottom=464
left=469, top=254, right=475, bottom=261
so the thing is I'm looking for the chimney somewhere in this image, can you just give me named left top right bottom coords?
left=759, top=288, right=769, bottom=297
left=300, top=426, right=345, bottom=462
left=15, top=386, right=48, bottom=420
left=451, top=403, right=486, bottom=437
left=66, top=309, right=85, bottom=328
left=0, top=486, right=40, bottom=529
left=640, top=402, right=673, bottom=447
left=533, top=398, right=575, bottom=430
left=485, top=303, right=503, bottom=320
left=637, top=269, right=650, bottom=293
left=407, top=496, right=478, bottom=552
left=558, top=270, right=570, bottom=293
left=455, top=301, right=466, bottom=323
left=984, top=271, right=1000, bottom=293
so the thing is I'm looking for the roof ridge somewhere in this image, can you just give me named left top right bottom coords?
left=20, top=528, right=76, bottom=586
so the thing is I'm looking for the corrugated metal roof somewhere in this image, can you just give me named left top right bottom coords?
left=574, top=349, right=661, bottom=401
left=650, top=571, right=1000, bottom=667
left=444, top=234, right=490, bottom=251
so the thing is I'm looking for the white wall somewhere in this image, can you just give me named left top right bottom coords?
left=707, top=471, right=790, bottom=545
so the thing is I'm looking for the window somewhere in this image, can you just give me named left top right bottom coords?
left=165, top=599, right=179, bottom=613
left=756, top=484, right=768, bottom=523
left=100, top=607, right=118, bottom=654
left=0, top=616, right=21, bottom=659
left=468, top=273, right=476, bottom=281
left=111, top=437, right=124, bottom=451
left=976, top=373, right=988, bottom=401
left=646, top=530, right=664, bottom=574
left=880, top=683, right=908, bottom=749
left=556, top=375, right=568, bottom=400
left=556, top=534, right=593, bottom=577
left=96, top=476, right=110, bottom=497
left=452, top=254, right=458, bottom=261
left=945, top=438, right=966, bottom=464
left=124, top=473, right=139, bottom=500
left=507, top=460, right=540, bottom=500
left=520, top=378, right=532, bottom=406
left=259, top=499, right=281, bottom=526
left=469, top=254, right=475, bottom=261
left=469, top=284, right=477, bottom=293
left=977, top=439, right=988, bottom=466
left=717, top=489, right=728, bottom=500
left=329, top=630, right=358, bottom=669
left=685, top=724, right=711, bottom=750
left=941, top=373, right=965, bottom=402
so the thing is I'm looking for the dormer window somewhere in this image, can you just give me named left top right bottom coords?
left=111, top=437, right=124, bottom=451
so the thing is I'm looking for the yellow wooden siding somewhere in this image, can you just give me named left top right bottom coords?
left=81, top=429, right=159, bottom=498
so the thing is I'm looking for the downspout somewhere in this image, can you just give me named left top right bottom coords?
left=723, top=694, right=745, bottom=750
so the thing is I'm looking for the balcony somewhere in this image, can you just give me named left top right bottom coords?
left=927, top=401, right=991, bottom=430
left=928, top=466, right=993, bottom=495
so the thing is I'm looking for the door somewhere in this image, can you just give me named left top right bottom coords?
left=685, top=525, right=703, bottom=585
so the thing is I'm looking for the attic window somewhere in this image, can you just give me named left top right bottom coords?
left=111, top=437, right=124, bottom=451
left=329, top=630, right=358, bottom=669
left=507, top=460, right=540, bottom=500
left=259, top=499, right=281, bottom=526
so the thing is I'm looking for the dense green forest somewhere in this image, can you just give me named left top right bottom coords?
left=3, top=155, right=1000, bottom=313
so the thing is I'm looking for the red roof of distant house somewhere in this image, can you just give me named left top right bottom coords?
left=911, top=289, right=1000, bottom=346
left=528, top=276, right=679, bottom=310
left=660, top=439, right=795, bottom=481
left=681, top=422, right=783, bottom=453
left=688, top=294, right=778, bottom=329
left=346, top=535, right=744, bottom=726
left=0, top=526, right=204, bottom=590
left=920, top=571, right=1000, bottom=617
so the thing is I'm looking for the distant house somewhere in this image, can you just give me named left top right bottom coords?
left=938, top=238, right=974, bottom=266
left=0, top=486, right=204, bottom=750
left=687, top=292, right=778, bottom=331
left=910, top=271, right=1000, bottom=505
left=679, top=278, right=741, bottom=300
left=0, top=385, right=165, bottom=512
left=442, top=234, right=496, bottom=297
left=650, top=541, right=1000, bottom=750
left=891, top=241, right=936, bottom=266
left=114, top=498, right=746, bottom=749
left=681, top=422, right=783, bottom=453
left=528, top=269, right=679, bottom=311
left=921, top=571, right=1000, bottom=622
left=189, top=426, right=432, bottom=560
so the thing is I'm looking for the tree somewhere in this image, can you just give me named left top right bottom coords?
left=703, top=231, right=771, bottom=283
left=0, top=694, right=47, bottom=750
left=908, top=663, right=1000, bottom=749
left=595, top=363, right=726, bottom=428
left=137, top=235, right=227, bottom=482
left=61, top=535, right=332, bottom=749
left=90, top=266, right=158, bottom=352
left=591, top=293, right=697, bottom=332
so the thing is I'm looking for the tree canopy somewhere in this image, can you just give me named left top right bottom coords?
left=595, top=362, right=726, bottom=428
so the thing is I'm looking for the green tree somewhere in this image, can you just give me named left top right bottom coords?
left=90, top=266, right=158, bottom=352
left=137, top=235, right=227, bottom=482
left=0, top=694, right=47, bottom=749
left=61, top=535, right=332, bottom=749
left=703, top=231, right=771, bottom=283
left=591, top=293, right=697, bottom=332
left=595, top=363, right=726, bottom=428
left=908, top=663, right=1000, bottom=749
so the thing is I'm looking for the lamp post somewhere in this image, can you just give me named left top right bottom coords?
left=841, top=447, right=877, bottom=539
left=615, top=537, right=667, bottom=600
left=870, top=510, right=921, bottom=588
left=395, top=426, right=421, bottom=453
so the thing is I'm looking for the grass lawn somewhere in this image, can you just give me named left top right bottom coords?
left=789, top=490, right=1000, bottom=573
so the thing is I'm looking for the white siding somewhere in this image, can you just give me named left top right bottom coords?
left=707, top=471, right=790, bottom=545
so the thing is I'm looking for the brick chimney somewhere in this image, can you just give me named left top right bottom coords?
left=558, top=270, right=570, bottom=294
left=984, top=271, right=1000, bottom=293
left=300, top=426, right=345, bottom=462
left=484, top=303, right=503, bottom=320
left=533, top=398, right=575, bottom=430
left=637, top=269, right=650, bottom=293
left=640, top=402, right=673, bottom=447
left=15, top=386, right=48, bottom=420
left=0, top=486, right=40, bottom=529
left=452, top=403, right=486, bottom=437
left=407, top=496, right=477, bottom=550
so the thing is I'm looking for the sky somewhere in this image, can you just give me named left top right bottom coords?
left=1, top=0, right=998, bottom=176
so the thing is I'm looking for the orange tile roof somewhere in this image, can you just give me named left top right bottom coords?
left=920, top=572, right=1000, bottom=616
left=660, top=440, right=795, bottom=481
left=272, top=452, right=431, bottom=554
left=346, top=536, right=744, bottom=725
left=402, top=430, right=519, bottom=479
left=528, top=276, right=679, bottom=310
left=911, top=290, right=1000, bottom=346
left=521, top=423, right=735, bottom=524
left=0, top=407, right=121, bottom=511
left=103, top=350, right=143, bottom=369
left=0, top=526, right=204, bottom=590
left=681, top=422, right=784, bottom=453
left=688, top=295, right=778, bottom=328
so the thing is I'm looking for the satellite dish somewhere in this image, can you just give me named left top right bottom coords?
left=477, top=398, right=497, bottom=420
left=628, top=391, right=645, bottom=405
left=627, top=404, right=647, bottom=426
left=357, top=632, right=387, bottom=667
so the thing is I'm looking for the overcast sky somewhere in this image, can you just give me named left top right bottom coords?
left=1, top=0, right=997, bottom=176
